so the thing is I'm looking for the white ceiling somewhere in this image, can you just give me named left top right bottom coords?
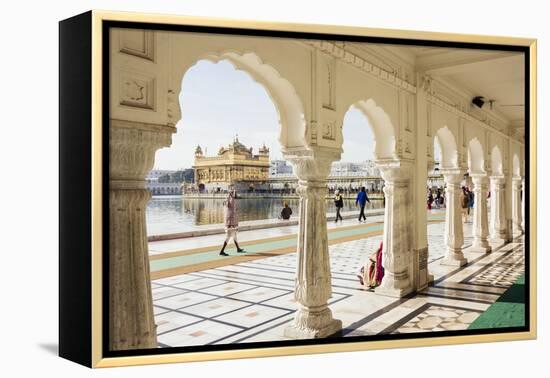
left=386, top=44, right=525, bottom=131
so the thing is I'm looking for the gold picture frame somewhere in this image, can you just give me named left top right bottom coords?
left=59, top=10, right=537, bottom=368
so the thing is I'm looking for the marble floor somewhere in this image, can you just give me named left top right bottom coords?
left=150, top=220, right=524, bottom=348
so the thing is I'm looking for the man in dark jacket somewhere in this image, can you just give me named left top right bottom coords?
left=356, top=187, right=370, bottom=222
left=334, top=190, right=344, bottom=223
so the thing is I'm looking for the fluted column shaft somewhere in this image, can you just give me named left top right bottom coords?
left=469, top=175, right=491, bottom=253
left=375, top=161, right=413, bottom=297
left=109, top=120, right=175, bottom=350
left=440, top=171, right=468, bottom=267
left=512, top=177, right=524, bottom=236
left=489, top=176, right=507, bottom=245
left=283, top=148, right=342, bottom=339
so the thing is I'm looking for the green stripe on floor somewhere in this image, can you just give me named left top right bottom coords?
left=150, top=222, right=384, bottom=272
left=468, top=274, right=526, bottom=330
left=150, top=213, right=443, bottom=273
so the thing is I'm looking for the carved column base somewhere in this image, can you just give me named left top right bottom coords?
left=413, top=247, right=432, bottom=291
left=489, top=237, right=507, bottom=249
left=284, top=306, right=342, bottom=339
left=466, top=240, right=492, bottom=253
left=513, top=229, right=525, bottom=237
left=375, top=271, right=412, bottom=298
left=440, top=248, right=468, bottom=267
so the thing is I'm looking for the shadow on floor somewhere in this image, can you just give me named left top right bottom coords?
left=38, top=343, right=58, bottom=355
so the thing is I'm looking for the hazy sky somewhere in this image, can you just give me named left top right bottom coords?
left=154, top=60, right=375, bottom=170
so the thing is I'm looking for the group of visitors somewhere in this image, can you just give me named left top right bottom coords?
left=334, top=186, right=371, bottom=223
left=217, top=184, right=384, bottom=290
left=427, top=187, right=445, bottom=210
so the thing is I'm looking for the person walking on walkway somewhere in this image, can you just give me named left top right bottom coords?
left=356, top=186, right=370, bottom=222
left=334, top=189, right=344, bottom=223
left=427, top=188, right=434, bottom=210
left=219, top=185, right=245, bottom=256
left=467, top=187, right=475, bottom=223
left=435, top=188, right=442, bottom=209
left=461, top=186, right=470, bottom=224
left=280, top=201, right=292, bottom=220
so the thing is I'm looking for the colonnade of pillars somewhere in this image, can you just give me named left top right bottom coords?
left=441, top=169, right=524, bottom=268
left=108, top=125, right=525, bottom=348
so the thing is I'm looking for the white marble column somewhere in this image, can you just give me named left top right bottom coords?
left=512, top=177, right=524, bottom=237
left=375, top=160, right=413, bottom=298
left=440, top=170, right=468, bottom=267
left=109, top=120, right=175, bottom=350
left=283, top=147, right=342, bottom=339
left=489, top=176, right=508, bottom=247
left=467, top=175, right=492, bottom=253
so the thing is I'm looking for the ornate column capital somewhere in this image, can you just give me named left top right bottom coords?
left=375, top=159, right=413, bottom=184
left=489, top=175, right=507, bottom=189
left=470, top=174, right=489, bottom=188
left=282, top=146, right=341, bottom=181
left=512, top=176, right=524, bottom=186
left=440, top=169, right=465, bottom=186
left=110, top=119, right=176, bottom=189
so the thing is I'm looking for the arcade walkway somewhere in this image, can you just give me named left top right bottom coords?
left=147, top=212, right=525, bottom=347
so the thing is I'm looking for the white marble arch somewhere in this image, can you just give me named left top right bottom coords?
left=491, top=145, right=504, bottom=176
left=513, top=153, right=522, bottom=177
left=176, top=51, right=307, bottom=150
left=434, top=126, right=459, bottom=170
left=467, top=137, right=486, bottom=175
left=339, top=99, right=397, bottom=160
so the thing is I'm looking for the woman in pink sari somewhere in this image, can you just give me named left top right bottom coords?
left=358, top=241, right=384, bottom=289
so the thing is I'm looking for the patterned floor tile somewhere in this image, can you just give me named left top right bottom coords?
left=392, top=305, right=482, bottom=334
left=158, top=320, right=243, bottom=347
left=155, top=311, right=203, bottom=334
left=154, top=291, right=218, bottom=310
left=181, top=297, right=252, bottom=318
left=151, top=221, right=524, bottom=347
left=213, top=304, right=291, bottom=328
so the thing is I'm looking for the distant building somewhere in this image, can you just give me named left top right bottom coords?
left=331, top=161, right=362, bottom=176
left=193, top=136, right=270, bottom=192
left=363, top=160, right=381, bottom=177
left=270, top=160, right=293, bottom=176
left=428, top=161, right=444, bottom=188
left=146, top=169, right=176, bottom=183
left=148, top=182, right=182, bottom=195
